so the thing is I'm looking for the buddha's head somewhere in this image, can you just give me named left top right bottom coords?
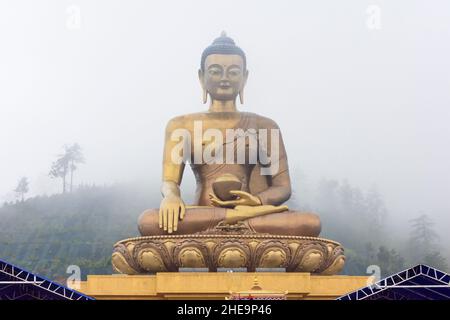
left=199, top=32, right=249, bottom=104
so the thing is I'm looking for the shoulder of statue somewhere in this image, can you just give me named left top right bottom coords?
left=165, top=112, right=206, bottom=131
left=242, top=112, right=280, bottom=130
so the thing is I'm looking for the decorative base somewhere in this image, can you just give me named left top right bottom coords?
left=73, top=273, right=371, bottom=300
left=112, top=231, right=345, bottom=275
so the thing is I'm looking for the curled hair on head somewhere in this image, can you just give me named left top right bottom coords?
left=200, top=31, right=246, bottom=71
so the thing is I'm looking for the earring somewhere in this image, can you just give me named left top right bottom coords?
left=239, top=90, right=244, bottom=104
left=202, top=89, right=208, bottom=104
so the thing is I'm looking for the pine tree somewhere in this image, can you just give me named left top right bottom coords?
left=376, top=246, right=405, bottom=277
left=14, top=177, right=29, bottom=202
left=49, top=144, right=85, bottom=193
left=409, top=214, right=447, bottom=269
left=67, top=143, right=84, bottom=192
left=409, top=214, right=438, bottom=258
left=423, top=251, right=448, bottom=272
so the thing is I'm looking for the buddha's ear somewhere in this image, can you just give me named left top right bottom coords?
left=239, top=69, right=249, bottom=104
left=198, top=69, right=207, bottom=104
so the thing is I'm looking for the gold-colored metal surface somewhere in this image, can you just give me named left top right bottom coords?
left=112, top=33, right=346, bottom=275
left=112, top=233, right=345, bottom=274
left=146, top=32, right=317, bottom=236
left=73, top=273, right=371, bottom=300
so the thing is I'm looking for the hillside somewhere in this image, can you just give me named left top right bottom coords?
left=0, top=182, right=447, bottom=282
left=0, top=185, right=155, bottom=281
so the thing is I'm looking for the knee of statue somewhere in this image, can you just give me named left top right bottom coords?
left=244, top=210, right=322, bottom=237
left=137, top=208, right=160, bottom=236
left=279, top=211, right=322, bottom=237
left=297, top=212, right=322, bottom=236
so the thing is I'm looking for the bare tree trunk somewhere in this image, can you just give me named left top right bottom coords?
left=70, top=161, right=74, bottom=192
left=62, top=172, right=66, bottom=193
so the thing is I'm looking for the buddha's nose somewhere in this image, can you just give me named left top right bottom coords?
left=220, top=73, right=229, bottom=82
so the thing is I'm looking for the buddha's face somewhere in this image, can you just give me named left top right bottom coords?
left=199, top=54, right=248, bottom=101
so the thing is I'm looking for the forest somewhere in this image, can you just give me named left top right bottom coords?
left=0, top=179, right=448, bottom=282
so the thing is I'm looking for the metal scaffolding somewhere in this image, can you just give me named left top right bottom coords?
left=0, top=258, right=93, bottom=300
left=337, top=264, right=450, bottom=300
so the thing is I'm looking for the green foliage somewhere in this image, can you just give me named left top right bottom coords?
left=340, top=244, right=406, bottom=277
left=376, top=246, right=406, bottom=277
left=423, top=251, right=448, bottom=271
left=302, top=179, right=447, bottom=276
left=0, top=185, right=157, bottom=281
left=49, top=143, right=85, bottom=193
left=0, top=180, right=447, bottom=283
left=14, top=177, right=29, bottom=202
left=408, top=213, right=449, bottom=271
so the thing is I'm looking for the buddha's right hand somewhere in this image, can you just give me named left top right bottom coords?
left=159, top=195, right=185, bottom=234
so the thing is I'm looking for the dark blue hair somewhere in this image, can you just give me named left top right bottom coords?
left=200, top=32, right=246, bottom=71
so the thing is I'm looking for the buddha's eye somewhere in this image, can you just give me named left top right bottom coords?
left=208, top=68, right=222, bottom=76
left=228, top=69, right=241, bottom=77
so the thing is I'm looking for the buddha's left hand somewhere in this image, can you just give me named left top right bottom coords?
left=209, top=190, right=262, bottom=208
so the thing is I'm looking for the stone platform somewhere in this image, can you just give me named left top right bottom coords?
left=73, top=272, right=371, bottom=300
left=112, top=232, right=345, bottom=275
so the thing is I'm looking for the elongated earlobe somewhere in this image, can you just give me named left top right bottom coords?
left=203, top=89, right=208, bottom=104
left=199, top=69, right=207, bottom=104
left=239, top=90, right=244, bottom=104
left=239, top=70, right=248, bottom=104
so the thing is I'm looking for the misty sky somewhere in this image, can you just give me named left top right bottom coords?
left=0, top=1, right=449, bottom=236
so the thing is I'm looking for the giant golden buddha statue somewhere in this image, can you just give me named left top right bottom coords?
left=112, top=33, right=345, bottom=275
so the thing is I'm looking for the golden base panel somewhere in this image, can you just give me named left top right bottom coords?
left=112, top=225, right=345, bottom=275
left=75, top=273, right=371, bottom=300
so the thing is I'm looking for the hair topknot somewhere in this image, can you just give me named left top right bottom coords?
left=200, top=31, right=246, bottom=70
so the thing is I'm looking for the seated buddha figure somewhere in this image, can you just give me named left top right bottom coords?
left=138, top=32, right=321, bottom=237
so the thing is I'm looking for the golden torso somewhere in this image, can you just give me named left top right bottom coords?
left=165, top=111, right=280, bottom=205
left=116, top=35, right=331, bottom=277
left=137, top=48, right=319, bottom=237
